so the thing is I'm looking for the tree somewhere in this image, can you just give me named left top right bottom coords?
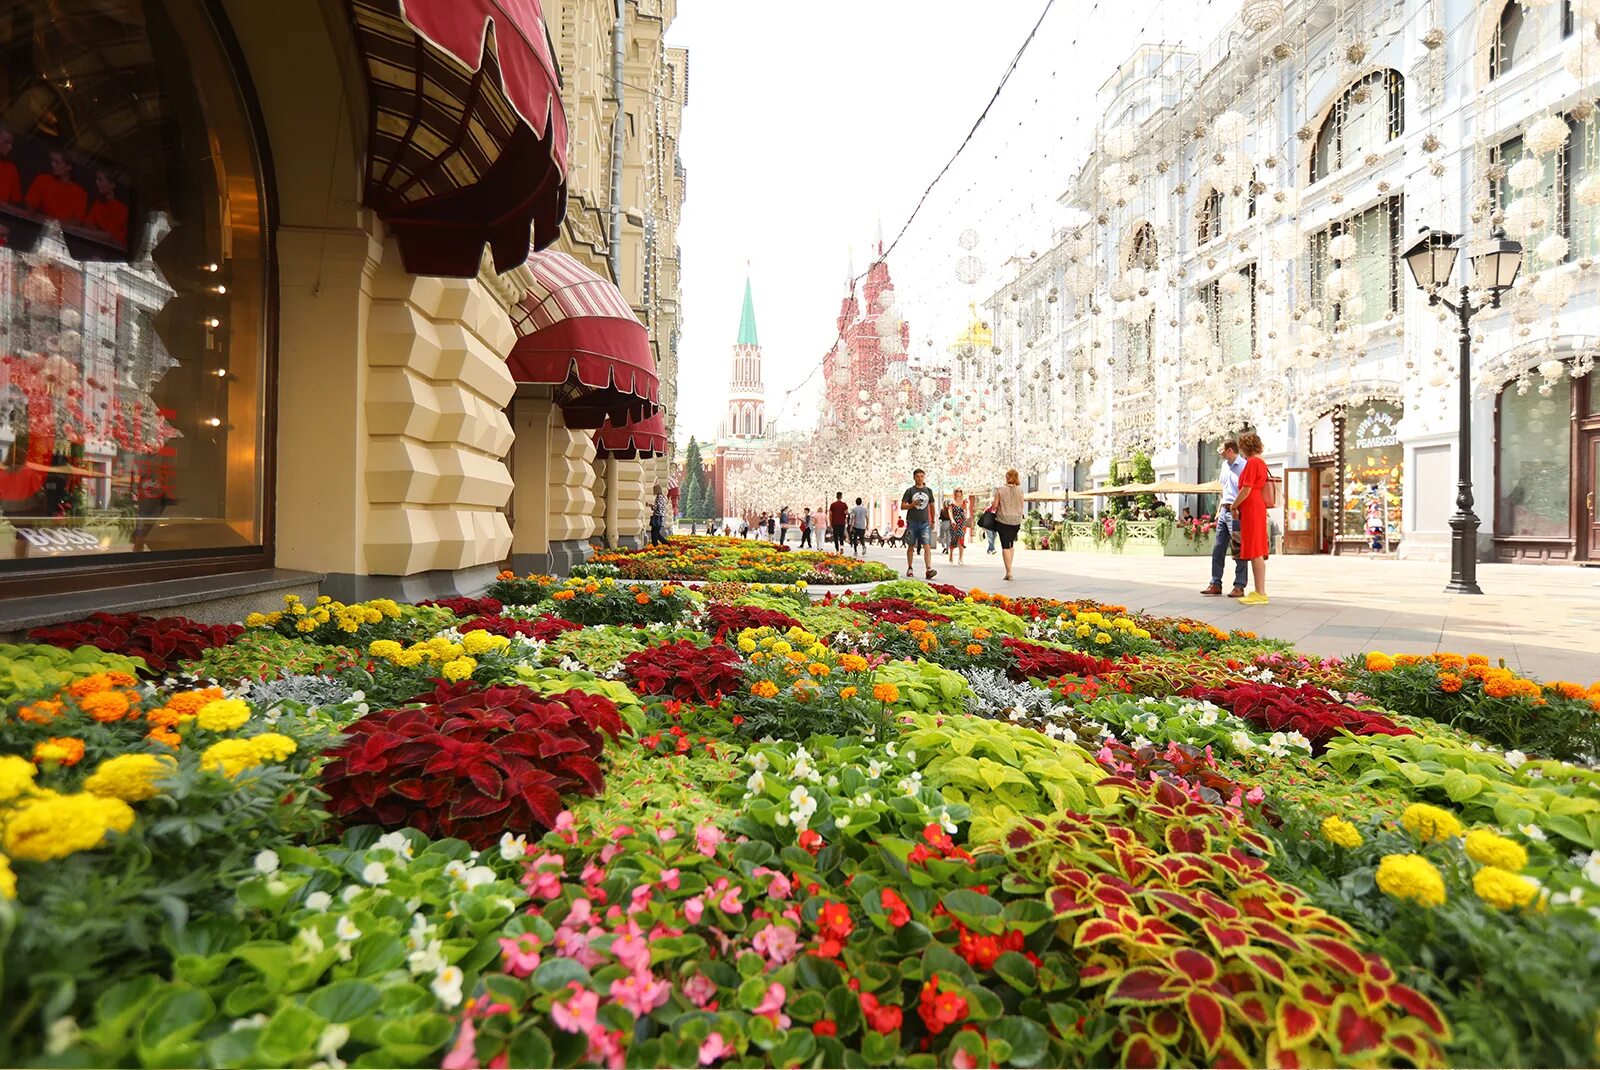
left=681, top=437, right=710, bottom=521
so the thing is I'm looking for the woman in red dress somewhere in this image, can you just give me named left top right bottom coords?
left=1233, top=431, right=1270, bottom=605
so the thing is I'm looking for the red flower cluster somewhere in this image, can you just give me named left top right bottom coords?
left=29, top=612, right=242, bottom=675
left=320, top=681, right=623, bottom=847
left=1003, top=638, right=1120, bottom=683
left=909, top=823, right=974, bottom=866
left=622, top=640, right=746, bottom=703
left=847, top=598, right=951, bottom=625
left=859, top=991, right=904, bottom=1034
left=878, top=887, right=911, bottom=927
left=639, top=723, right=717, bottom=758
left=418, top=595, right=503, bottom=618
left=1185, top=681, right=1412, bottom=752
left=953, top=924, right=1028, bottom=971
left=700, top=602, right=803, bottom=642
left=797, top=828, right=825, bottom=854
left=814, top=900, right=854, bottom=958
left=916, top=977, right=969, bottom=1035
left=463, top=614, right=582, bottom=642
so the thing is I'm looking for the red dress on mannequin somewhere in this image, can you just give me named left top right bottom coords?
left=1236, top=455, right=1269, bottom=561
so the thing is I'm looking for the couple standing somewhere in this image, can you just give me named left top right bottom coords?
left=1200, top=434, right=1270, bottom=605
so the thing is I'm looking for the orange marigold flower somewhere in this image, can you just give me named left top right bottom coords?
left=583, top=584, right=600, bottom=595
left=1394, top=654, right=1421, bottom=667
left=840, top=686, right=859, bottom=699
left=1364, top=653, right=1395, bottom=673
left=104, top=671, right=138, bottom=687
left=635, top=593, right=651, bottom=604
left=872, top=682, right=900, bottom=704
left=1467, top=654, right=1489, bottom=666
left=497, top=570, right=514, bottom=580
left=1552, top=681, right=1587, bottom=700
left=166, top=688, right=224, bottom=717
left=19, top=700, right=64, bottom=725
left=972, top=628, right=991, bottom=640
left=906, top=619, right=928, bottom=633
left=1484, top=679, right=1515, bottom=700
left=661, top=584, right=677, bottom=596
left=553, top=590, right=577, bottom=601
left=751, top=680, right=780, bottom=699
left=808, top=663, right=831, bottom=677
left=34, top=736, right=85, bottom=766
left=966, top=644, right=984, bottom=656
left=1438, top=673, right=1463, bottom=693
left=1433, top=652, right=1466, bottom=669
left=148, top=726, right=183, bottom=748
left=80, top=690, right=132, bottom=723
left=68, top=673, right=113, bottom=698
left=146, top=707, right=182, bottom=728
left=839, top=654, right=869, bottom=673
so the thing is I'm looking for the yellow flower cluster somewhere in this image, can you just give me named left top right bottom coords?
left=246, top=594, right=402, bottom=634
left=1473, top=866, right=1539, bottom=911
left=1321, top=816, right=1363, bottom=849
left=200, top=733, right=298, bottom=778
left=368, top=631, right=506, bottom=672
left=2, top=791, right=135, bottom=862
left=195, top=698, right=251, bottom=732
left=1400, top=803, right=1463, bottom=843
left=1463, top=829, right=1528, bottom=871
left=737, top=626, right=830, bottom=666
left=441, top=657, right=478, bottom=682
left=1067, top=610, right=1150, bottom=641
left=83, top=754, right=177, bottom=802
left=1376, top=853, right=1447, bottom=907
left=0, top=852, right=14, bottom=899
left=0, top=754, right=38, bottom=802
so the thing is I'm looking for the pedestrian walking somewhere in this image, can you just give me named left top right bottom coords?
left=1199, top=439, right=1250, bottom=598
left=899, top=468, right=939, bottom=580
left=766, top=513, right=777, bottom=540
left=828, top=492, right=849, bottom=553
left=947, top=488, right=969, bottom=565
left=1233, top=432, right=1272, bottom=604
left=799, top=507, right=814, bottom=547
left=938, top=499, right=953, bottom=555
left=778, top=506, right=791, bottom=544
left=849, top=497, right=869, bottom=555
left=985, top=469, right=1025, bottom=581
left=648, top=483, right=670, bottom=546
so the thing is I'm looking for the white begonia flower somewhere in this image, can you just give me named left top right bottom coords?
left=499, top=832, right=528, bottom=861
left=866, top=760, right=884, bottom=778
left=444, top=860, right=469, bottom=881
left=826, top=775, right=839, bottom=789
left=856, top=793, right=873, bottom=807
left=941, top=812, right=958, bottom=834
left=341, top=885, right=362, bottom=904
left=297, top=926, right=326, bottom=958
left=230, top=1014, right=271, bottom=1033
left=254, top=849, right=280, bottom=875
left=305, top=891, right=333, bottom=912
left=837, top=814, right=851, bottom=829
left=375, top=831, right=414, bottom=860
left=362, top=862, right=390, bottom=886
left=1504, top=750, right=1528, bottom=769
left=751, top=752, right=769, bottom=772
left=1583, top=851, right=1600, bottom=887
left=905, top=750, right=917, bottom=763
left=1520, top=824, right=1547, bottom=842
left=335, top=916, right=362, bottom=942
left=775, top=812, right=790, bottom=827
left=746, top=770, right=765, bottom=793
left=885, top=742, right=898, bottom=757
left=408, top=939, right=447, bottom=976
left=316, top=1023, right=351, bottom=1061
left=432, top=966, right=465, bottom=1009
left=1229, top=730, right=1255, bottom=752
left=463, top=865, right=497, bottom=889
left=44, top=1017, right=80, bottom=1056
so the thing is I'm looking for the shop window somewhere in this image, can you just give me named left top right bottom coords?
left=1196, top=438, right=1222, bottom=518
left=1491, top=0, right=1529, bottom=79
left=1310, top=71, right=1405, bottom=182
left=1198, top=265, right=1255, bottom=364
left=1197, top=188, right=1223, bottom=245
left=0, top=0, right=267, bottom=575
left=1497, top=378, right=1572, bottom=538
left=1494, top=115, right=1600, bottom=264
left=1309, top=196, right=1402, bottom=326
left=1341, top=401, right=1404, bottom=542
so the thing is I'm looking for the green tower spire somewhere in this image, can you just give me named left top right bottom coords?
left=737, top=277, right=758, bottom=346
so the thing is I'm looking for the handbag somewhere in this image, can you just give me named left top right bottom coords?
left=977, top=509, right=998, bottom=531
left=1262, top=476, right=1280, bottom=509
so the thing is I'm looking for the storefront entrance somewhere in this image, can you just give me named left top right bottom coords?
left=1583, top=430, right=1600, bottom=563
left=1283, top=462, right=1338, bottom=553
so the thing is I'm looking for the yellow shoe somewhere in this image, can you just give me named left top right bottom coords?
left=1238, top=592, right=1269, bottom=605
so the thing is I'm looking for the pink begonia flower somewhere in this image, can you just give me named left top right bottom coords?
left=766, top=871, right=793, bottom=900
left=488, top=1055, right=508, bottom=1070
left=717, top=885, right=743, bottom=915
left=600, top=843, right=623, bottom=864
left=1095, top=744, right=1115, bottom=765
left=568, top=898, right=594, bottom=926
left=523, top=854, right=566, bottom=899
left=751, top=923, right=799, bottom=966
left=553, top=810, right=577, bottom=843
left=610, top=969, right=671, bottom=1017
left=589, top=1029, right=626, bottom=1070
left=604, top=904, right=624, bottom=921
left=659, top=867, right=681, bottom=891
left=498, top=933, right=542, bottom=977
left=682, top=974, right=718, bottom=1009
left=684, top=896, right=705, bottom=924
left=628, top=884, right=654, bottom=914
left=952, top=1047, right=979, bottom=1069
left=658, top=826, right=677, bottom=841
left=698, top=1032, right=735, bottom=1066
left=754, top=982, right=791, bottom=1029
left=611, top=932, right=651, bottom=972
left=1245, top=786, right=1265, bottom=804
left=551, top=985, right=600, bottom=1034
left=694, top=823, right=725, bottom=857
left=441, top=1017, right=478, bottom=1070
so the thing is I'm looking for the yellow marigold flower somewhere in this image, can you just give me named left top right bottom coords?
left=368, top=640, right=403, bottom=660
left=394, top=648, right=425, bottom=668
left=461, top=630, right=508, bottom=656
left=1464, top=829, right=1528, bottom=872
left=1094, top=632, right=1112, bottom=644
left=1321, top=816, right=1363, bottom=849
left=0, top=755, right=39, bottom=802
left=0, top=853, right=14, bottom=900
left=200, top=738, right=264, bottom=778
left=83, top=754, right=176, bottom=802
left=808, top=663, right=830, bottom=677
left=1365, top=652, right=1396, bottom=672
left=839, top=654, right=868, bottom=673
left=33, top=737, right=85, bottom=767
left=872, top=682, right=900, bottom=704
left=195, top=698, right=251, bottom=733
left=737, top=637, right=758, bottom=653
left=770, top=641, right=792, bottom=655
left=249, top=733, right=299, bottom=762
left=1075, top=624, right=1091, bottom=638
left=1375, top=853, right=1446, bottom=908
left=751, top=680, right=780, bottom=699
left=1473, top=866, right=1538, bottom=910
left=295, top=618, right=317, bottom=633
left=839, top=686, right=859, bottom=699
left=1400, top=803, right=1463, bottom=843
left=3, top=793, right=132, bottom=861
left=441, top=657, right=478, bottom=683
left=245, top=612, right=267, bottom=628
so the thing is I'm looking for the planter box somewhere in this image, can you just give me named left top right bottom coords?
left=1059, top=520, right=1211, bottom=557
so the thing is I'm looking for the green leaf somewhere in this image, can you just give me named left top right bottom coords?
left=221, top=982, right=274, bottom=1018
left=771, top=1029, right=817, bottom=1066
left=862, top=1027, right=901, bottom=1067
left=84, top=975, right=160, bottom=1050
left=257, top=1003, right=327, bottom=1066
left=990, top=1015, right=1050, bottom=1066
left=352, top=933, right=408, bottom=978
left=136, top=985, right=215, bottom=1066
left=532, top=958, right=593, bottom=993
left=234, top=941, right=295, bottom=987
left=941, top=889, right=1004, bottom=932
left=206, top=1025, right=263, bottom=1069
left=306, top=979, right=382, bottom=1023
left=649, top=934, right=708, bottom=964
left=993, top=952, right=1038, bottom=994
left=797, top=955, right=843, bottom=991
left=508, top=1025, right=555, bottom=1069
left=826, top=984, right=863, bottom=1035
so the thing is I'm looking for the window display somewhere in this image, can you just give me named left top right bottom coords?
left=1341, top=400, right=1403, bottom=545
left=1497, top=379, right=1572, bottom=539
left=0, top=0, right=267, bottom=570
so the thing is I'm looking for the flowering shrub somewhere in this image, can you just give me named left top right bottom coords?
left=319, top=682, right=623, bottom=847
left=181, top=631, right=358, bottom=683
left=540, top=578, right=697, bottom=627
left=464, top=612, right=582, bottom=642
left=699, top=600, right=803, bottom=641
left=1187, top=681, right=1412, bottom=752
left=622, top=639, right=745, bottom=702
left=244, top=594, right=451, bottom=646
left=865, top=618, right=1008, bottom=672
left=586, top=535, right=895, bottom=583
left=487, top=571, right=560, bottom=606
left=1178, top=512, right=1218, bottom=543
left=417, top=594, right=503, bottom=618
left=29, top=612, right=243, bottom=675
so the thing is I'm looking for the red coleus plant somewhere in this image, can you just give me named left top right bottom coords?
left=700, top=602, right=803, bottom=643
left=463, top=613, right=582, bottom=642
left=418, top=595, right=503, bottom=618
left=847, top=597, right=951, bottom=624
left=622, top=640, right=746, bottom=703
left=29, top=612, right=243, bottom=675
left=1185, top=681, right=1411, bottom=753
left=1004, top=637, right=1120, bottom=683
left=320, top=681, right=624, bottom=847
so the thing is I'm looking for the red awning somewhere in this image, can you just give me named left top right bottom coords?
left=507, top=250, right=658, bottom=429
left=347, top=0, right=568, bottom=276
left=594, top=411, right=667, bottom=459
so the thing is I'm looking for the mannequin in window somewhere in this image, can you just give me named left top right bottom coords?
left=26, top=150, right=88, bottom=224
left=83, top=169, right=129, bottom=248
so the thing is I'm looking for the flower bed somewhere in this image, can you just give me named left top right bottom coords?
left=582, top=535, right=898, bottom=584
left=2, top=581, right=1599, bottom=1067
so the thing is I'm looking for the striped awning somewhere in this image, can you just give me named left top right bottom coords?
left=507, top=250, right=658, bottom=429
left=347, top=0, right=568, bottom=277
left=593, top=411, right=667, bottom=459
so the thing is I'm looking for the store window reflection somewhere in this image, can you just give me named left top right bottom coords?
left=1341, top=401, right=1403, bottom=549
left=0, top=0, right=266, bottom=570
left=1497, top=378, right=1572, bottom=539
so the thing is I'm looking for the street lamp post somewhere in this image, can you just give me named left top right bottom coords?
left=1401, top=226, right=1523, bottom=595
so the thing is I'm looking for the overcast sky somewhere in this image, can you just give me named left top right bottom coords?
left=665, top=0, right=1218, bottom=446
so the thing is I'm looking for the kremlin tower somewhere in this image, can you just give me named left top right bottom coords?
left=721, top=277, right=765, bottom=441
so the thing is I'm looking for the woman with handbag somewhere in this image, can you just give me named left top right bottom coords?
left=1233, top=432, right=1272, bottom=605
left=985, top=469, right=1026, bottom=581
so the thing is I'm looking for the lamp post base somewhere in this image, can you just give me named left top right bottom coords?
left=1445, top=510, right=1482, bottom=595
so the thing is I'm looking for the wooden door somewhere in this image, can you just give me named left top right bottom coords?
left=1583, top=433, right=1600, bottom=562
left=1283, top=468, right=1316, bottom=553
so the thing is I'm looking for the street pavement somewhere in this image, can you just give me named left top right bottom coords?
left=845, top=540, right=1600, bottom=682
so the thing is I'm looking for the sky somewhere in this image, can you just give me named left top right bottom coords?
left=664, top=0, right=1218, bottom=447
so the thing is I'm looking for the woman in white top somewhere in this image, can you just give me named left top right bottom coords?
left=986, top=469, right=1026, bottom=581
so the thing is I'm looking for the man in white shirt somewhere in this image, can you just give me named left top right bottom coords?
left=1201, top=440, right=1250, bottom=597
left=848, top=498, right=869, bottom=556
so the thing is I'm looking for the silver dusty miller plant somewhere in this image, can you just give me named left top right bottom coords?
left=247, top=674, right=359, bottom=711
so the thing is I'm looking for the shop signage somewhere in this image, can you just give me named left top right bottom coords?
left=1353, top=410, right=1400, bottom=449
left=11, top=527, right=112, bottom=552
